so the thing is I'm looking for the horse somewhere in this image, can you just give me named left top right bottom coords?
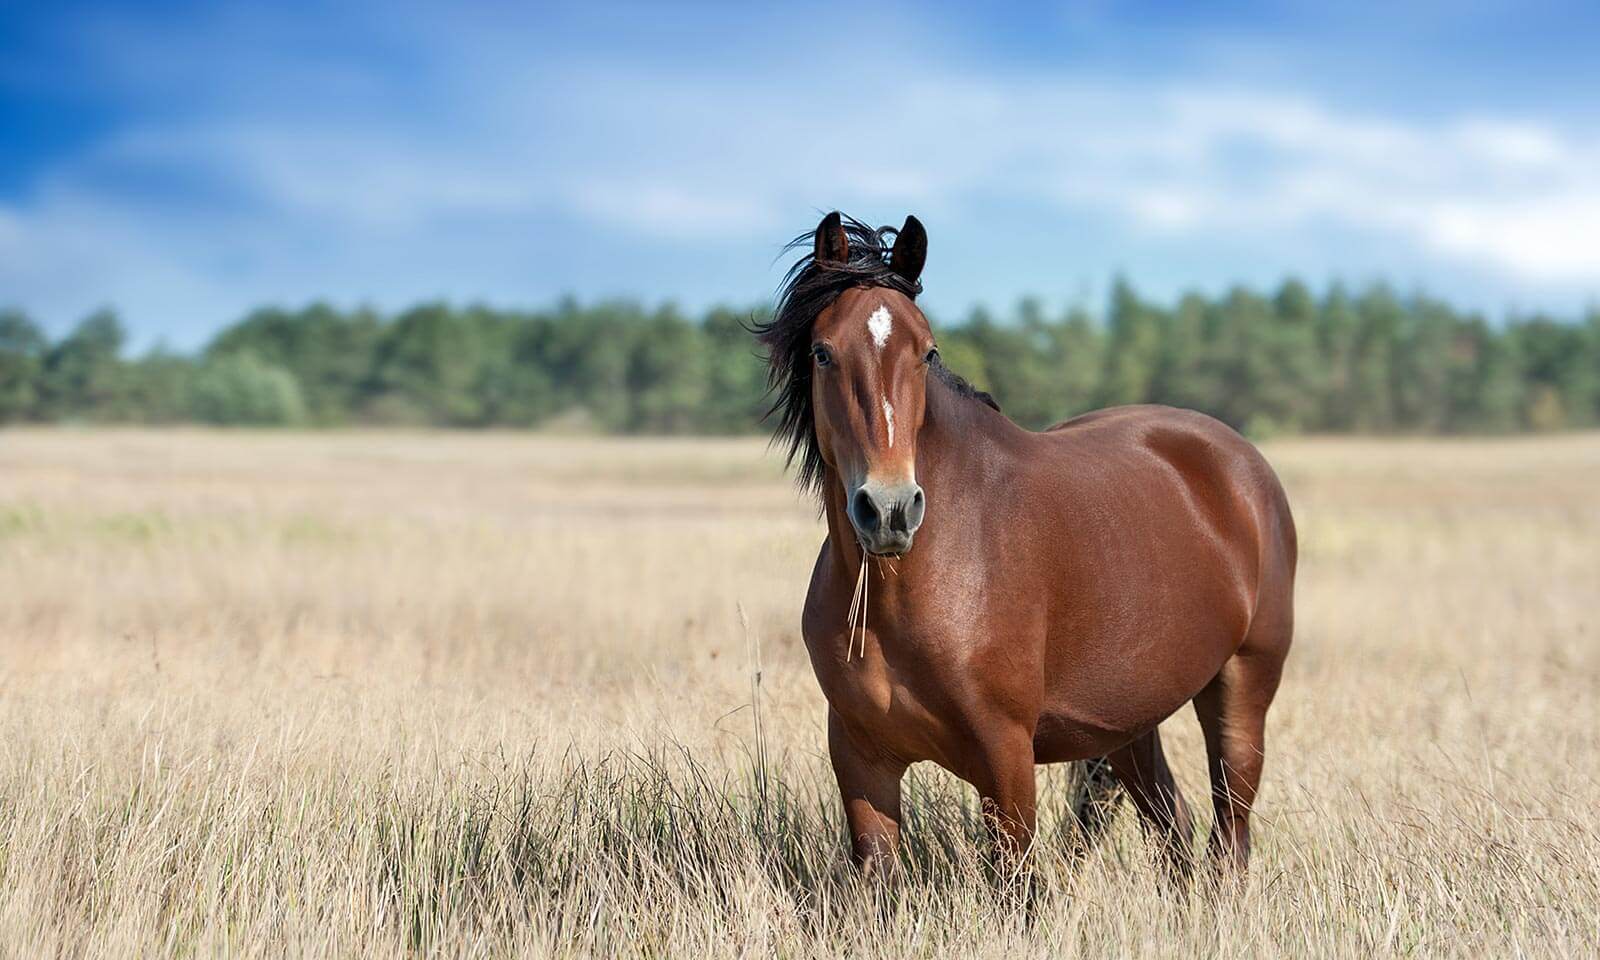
left=753, top=212, right=1296, bottom=882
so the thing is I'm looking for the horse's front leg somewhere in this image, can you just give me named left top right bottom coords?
left=828, top=709, right=907, bottom=877
left=970, top=726, right=1039, bottom=888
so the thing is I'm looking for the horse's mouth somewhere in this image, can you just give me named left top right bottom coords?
left=856, top=538, right=908, bottom=560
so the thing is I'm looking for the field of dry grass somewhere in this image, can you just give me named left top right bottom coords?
left=1, top=427, right=1597, bottom=957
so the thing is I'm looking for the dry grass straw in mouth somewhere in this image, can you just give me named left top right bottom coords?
left=845, top=546, right=868, bottom=660
left=844, top=552, right=903, bottom=661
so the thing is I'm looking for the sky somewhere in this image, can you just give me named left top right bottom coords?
left=3, top=0, right=1600, bottom=348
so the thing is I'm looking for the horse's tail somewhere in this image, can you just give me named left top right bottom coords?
left=1068, top=756, right=1123, bottom=853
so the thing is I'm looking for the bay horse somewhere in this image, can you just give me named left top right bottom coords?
left=754, top=212, right=1296, bottom=881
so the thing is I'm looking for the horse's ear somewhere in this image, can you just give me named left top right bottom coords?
left=889, top=215, right=927, bottom=284
left=814, top=211, right=849, bottom=264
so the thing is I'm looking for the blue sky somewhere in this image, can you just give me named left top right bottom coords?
left=3, top=1, right=1600, bottom=347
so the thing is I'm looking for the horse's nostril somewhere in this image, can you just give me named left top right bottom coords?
left=888, top=505, right=908, bottom=534
left=906, top=486, right=927, bottom=529
left=849, top=488, right=880, bottom=533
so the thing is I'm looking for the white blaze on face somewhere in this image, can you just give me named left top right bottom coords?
left=870, top=304, right=895, bottom=447
left=867, top=305, right=892, bottom=350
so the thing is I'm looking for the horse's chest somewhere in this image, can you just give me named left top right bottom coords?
left=806, top=625, right=977, bottom=765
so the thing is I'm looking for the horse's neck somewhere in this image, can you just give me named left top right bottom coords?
left=914, top=371, right=1004, bottom=505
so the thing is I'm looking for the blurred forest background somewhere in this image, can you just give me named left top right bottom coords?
left=3, top=278, right=1598, bottom=435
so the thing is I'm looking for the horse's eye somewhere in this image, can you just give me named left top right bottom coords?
left=924, top=347, right=940, bottom=365
left=812, top=344, right=833, bottom=367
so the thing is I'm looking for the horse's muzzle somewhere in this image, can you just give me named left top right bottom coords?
left=847, top=480, right=925, bottom=556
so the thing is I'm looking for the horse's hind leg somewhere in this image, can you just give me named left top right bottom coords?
left=1066, top=756, right=1122, bottom=855
left=1105, top=729, right=1193, bottom=880
left=1192, top=646, right=1285, bottom=875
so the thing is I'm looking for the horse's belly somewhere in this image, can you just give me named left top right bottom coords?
left=1032, top=615, right=1244, bottom=762
left=1031, top=706, right=1164, bottom=763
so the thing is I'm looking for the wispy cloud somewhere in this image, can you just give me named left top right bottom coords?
left=2, top=2, right=1599, bottom=344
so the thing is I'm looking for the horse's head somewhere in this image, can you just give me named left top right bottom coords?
left=806, top=212, right=935, bottom=556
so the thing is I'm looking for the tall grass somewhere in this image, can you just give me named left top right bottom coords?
left=0, top=429, right=1596, bottom=957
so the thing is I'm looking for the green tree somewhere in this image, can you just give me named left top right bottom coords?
left=1260, top=279, right=1321, bottom=431
left=42, top=308, right=128, bottom=420
left=1203, top=286, right=1274, bottom=432
left=467, top=310, right=549, bottom=427
left=627, top=305, right=708, bottom=432
left=1097, top=278, right=1163, bottom=408
left=538, top=298, right=635, bottom=429
left=701, top=306, right=768, bottom=433
left=1584, top=310, right=1600, bottom=425
left=934, top=333, right=990, bottom=394
left=1053, top=305, right=1102, bottom=419
left=1349, top=286, right=1402, bottom=431
left=368, top=303, right=488, bottom=425
left=1444, top=315, right=1523, bottom=432
left=1149, top=293, right=1211, bottom=412
left=1392, top=296, right=1457, bottom=432
left=190, top=353, right=307, bottom=425
left=1315, top=284, right=1360, bottom=431
left=125, top=348, right=198, bottom=423
left=1512, top=316, right=1599, bottom=430
left=208, top=304, right=382, bottom=424
left=0, top=308, right=47, bottom=423
left=965, top=299, right=1065, bottom=427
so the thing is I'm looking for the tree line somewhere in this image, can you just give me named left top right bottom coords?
left=2, top=278, right=1598, bottom=435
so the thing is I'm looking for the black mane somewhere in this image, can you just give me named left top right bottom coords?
left=750, top=213, right=999, bottom=497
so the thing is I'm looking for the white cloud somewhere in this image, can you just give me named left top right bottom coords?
left=6, top=14, right=1600, bottom=345
left=1419, top=197, right=1600, bottom=279
left=1083, top=90, right=1600, bottom=278
left=529, top=71, right=1600, bottom=284
left=569, top=182, right=779, bottom=239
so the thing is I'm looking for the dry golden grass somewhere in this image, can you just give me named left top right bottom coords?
left=1, top=427, right=1597, bottom=957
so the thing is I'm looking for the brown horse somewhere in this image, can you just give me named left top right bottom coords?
left=754, top=212, right=1296, bottom=880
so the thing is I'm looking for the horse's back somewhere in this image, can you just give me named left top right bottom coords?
left=1045, top=404, right=1293, bottom=561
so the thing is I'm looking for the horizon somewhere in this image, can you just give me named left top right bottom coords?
left=20, top=268, right=1600, bottom=359
left=5, top=1, right=1600, bottom=349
